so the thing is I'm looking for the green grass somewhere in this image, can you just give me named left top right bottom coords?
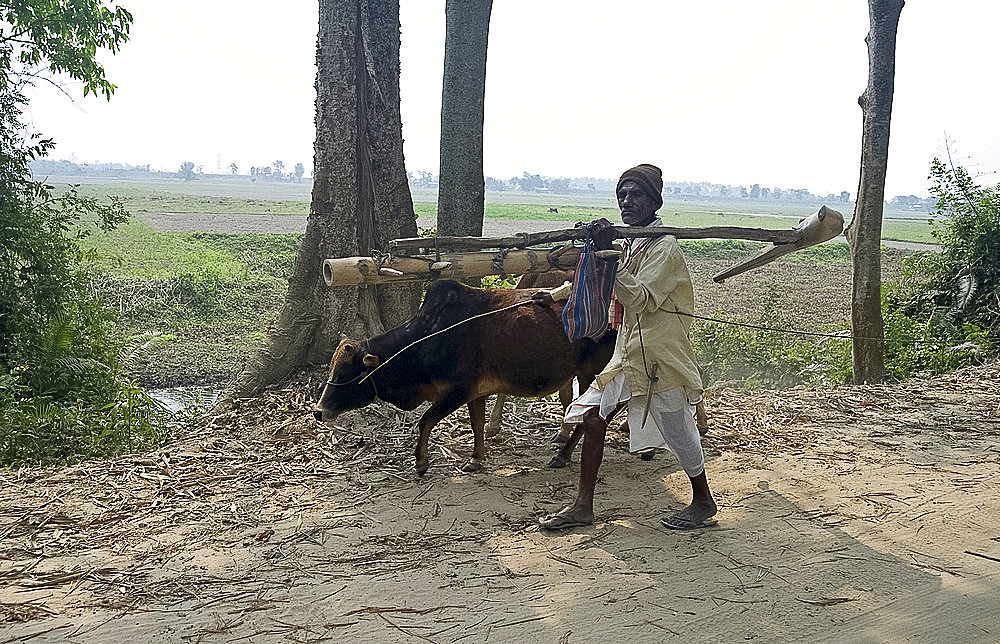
left=52, top=178, right=942, bottom=246
left=67, top=183, right=310, bottom=215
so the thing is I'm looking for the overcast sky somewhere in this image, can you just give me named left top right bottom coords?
left=23, top=1, right=1000, bottom=198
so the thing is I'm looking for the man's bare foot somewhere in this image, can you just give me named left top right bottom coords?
left=660, top=500, right=717, bottom=530
left=538, top=507, right=594, bottom=530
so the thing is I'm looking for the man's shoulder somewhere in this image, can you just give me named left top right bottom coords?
left=644, top=232, right=680, bottom=254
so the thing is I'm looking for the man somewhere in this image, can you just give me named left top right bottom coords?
left=537, top=163, right=718, bottom=531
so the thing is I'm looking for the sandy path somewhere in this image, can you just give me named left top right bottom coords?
left=2, top=363, right=998, bottom=642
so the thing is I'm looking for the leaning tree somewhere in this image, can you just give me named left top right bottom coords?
left=232, top=0, right=419, bottom=397
left=845, top=0, right=905, bottom=383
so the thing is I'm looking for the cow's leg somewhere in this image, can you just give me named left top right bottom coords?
left=550, top=381, right=575, bottom=446
left=486, top=394, right=506, bottom=439
left=547, top=425, right=582, bottom=469
left=464, top=396, right=488, bottom=472
left=539, top=403, right=624, bottom=529
left=414, top=389, right=468, bottom=476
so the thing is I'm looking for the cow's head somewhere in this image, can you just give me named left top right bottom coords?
left=313, top=337, right=380, bottom=422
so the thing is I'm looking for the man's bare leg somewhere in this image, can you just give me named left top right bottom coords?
left=539, top=406, right=614, bottom=529
left=661, top=470, right=718, bottom=530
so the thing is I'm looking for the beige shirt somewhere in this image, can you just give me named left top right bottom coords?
left=595, top=232, right=703, bottom=398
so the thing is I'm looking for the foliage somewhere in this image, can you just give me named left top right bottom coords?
left=0, top=0, right=179, bottom=467
left=178, top=160, right=197, bottom=181
left=879, top=158, right=999, bottom=378
left=480, top=274, right=517, bottom=289
left=0, top=0, right=132, bottom=98
left=693, top=288, right=851, bottom=390
left=925, top=158, right=1000, bottom=330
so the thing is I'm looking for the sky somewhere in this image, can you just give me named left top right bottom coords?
left=22, top=0, right=1000, bottom=199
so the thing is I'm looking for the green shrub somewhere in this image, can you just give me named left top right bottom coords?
left=879, top=158, right=999, bottom=378
left=693, top=288, right=851, bottom=390
left=1, top=85, right=174, bottom=468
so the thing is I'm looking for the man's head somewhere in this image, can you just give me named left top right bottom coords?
left=616, top=164, right=663, bottom=226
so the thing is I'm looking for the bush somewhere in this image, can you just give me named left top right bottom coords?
left=1, top=86, right=174, bottom=468
left=879, top=158, right=999, bottom=378
left=693, top=288, right=851, bottom=390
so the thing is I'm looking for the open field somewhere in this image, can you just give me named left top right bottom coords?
left=51, top=174, right=939, bottom=244
left=98, top=209, right=889, bottom=390
left=63, top=175, right=917, bottom=390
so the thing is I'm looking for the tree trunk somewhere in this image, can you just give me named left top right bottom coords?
left=231, top=0, right=419, bottom=398
left=845, top=0, right=904, bottom=384
left=437, top=0, right=493, bottom=238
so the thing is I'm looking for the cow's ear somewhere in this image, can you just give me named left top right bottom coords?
left=362, top=354, right=380, bottom=368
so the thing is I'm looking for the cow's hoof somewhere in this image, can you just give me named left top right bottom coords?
left=461, top=460, right=482, bottom=473
left=485, top=426, right=501, bottom=439
left=416, top=459, right=429, bottom=476
left=547, top=455, right=569, bottom=469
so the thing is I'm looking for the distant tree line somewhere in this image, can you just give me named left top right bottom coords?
left=250, top=161, right=307, bottom=182
left=30, top=159, right=311, bottom=182
left=408, top=169, right=936, bottom=209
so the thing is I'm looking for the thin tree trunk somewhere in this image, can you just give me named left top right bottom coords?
left=230, top=0, right=418, bottom=398
left=845, top=0, right=904, bottom=384
left=437, top=0, right=492, bottom=238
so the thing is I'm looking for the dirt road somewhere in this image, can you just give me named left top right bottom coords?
left=2, top=362, right=998, bottom=642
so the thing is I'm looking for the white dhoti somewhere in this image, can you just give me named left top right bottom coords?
left=564, top=374, right=705, bottom=478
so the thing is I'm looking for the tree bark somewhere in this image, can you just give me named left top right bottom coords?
left=845, top=0, right=904, bottom=384
left=230, top=0, right=419, bottom=398
left=437, top=0, right=493, bottom=238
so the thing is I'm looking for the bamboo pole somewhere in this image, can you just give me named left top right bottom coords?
left=322, top=247, right=581, bottom=286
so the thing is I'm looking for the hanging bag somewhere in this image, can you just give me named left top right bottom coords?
left=562, top=238, right=617, bottom=341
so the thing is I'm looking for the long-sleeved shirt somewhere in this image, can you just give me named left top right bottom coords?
left=595, top=230, right=703, bottom=398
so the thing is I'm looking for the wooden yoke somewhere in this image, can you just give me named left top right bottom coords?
left=321, top=206, right=844, bottom=286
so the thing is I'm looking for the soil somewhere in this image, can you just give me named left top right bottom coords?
left=3, top=213, right=996, bottom=642
left=2, top=364, right=998, bottom=642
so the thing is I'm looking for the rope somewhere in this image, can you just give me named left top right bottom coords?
left=360, top=298, right=536, bottom=384
left=672, top=309, right=976, bottom=346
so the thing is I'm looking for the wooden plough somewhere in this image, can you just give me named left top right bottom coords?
left=321, top=205, right=844, bottom=286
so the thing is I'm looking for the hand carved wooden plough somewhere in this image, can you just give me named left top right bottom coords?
left=321, top=205, right=844, bottom=286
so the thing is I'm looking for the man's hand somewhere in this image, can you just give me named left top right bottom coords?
left=532, top=290, right=555, bottom=308
left=590, top=218, right=615, bottom=250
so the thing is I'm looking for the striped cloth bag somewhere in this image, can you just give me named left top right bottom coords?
left=561, top=239, right=617, bottom=341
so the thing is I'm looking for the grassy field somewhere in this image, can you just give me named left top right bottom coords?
left=59, top=175, right=928, bottom=390
left=57, top=175, right=939, bottom=244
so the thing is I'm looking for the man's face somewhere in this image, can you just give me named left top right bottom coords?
left=616, top=180, right=657, bottom=226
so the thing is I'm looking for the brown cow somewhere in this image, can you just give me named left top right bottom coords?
left=486, top=269, right=577, bottom=445
left=313, top=279, right=616, bottom=476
